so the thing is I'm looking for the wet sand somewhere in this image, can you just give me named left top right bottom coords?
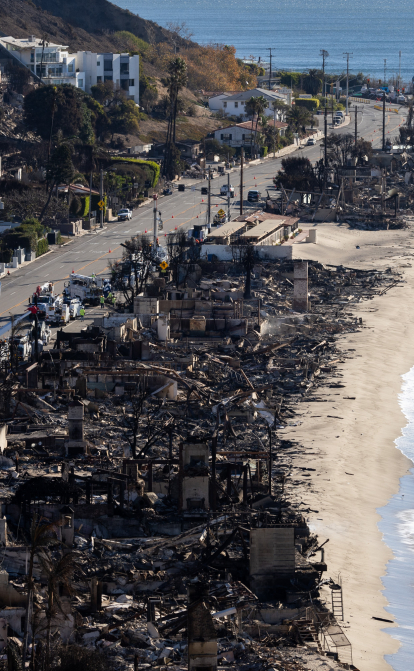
left=281, top=222, right=414, bottom=670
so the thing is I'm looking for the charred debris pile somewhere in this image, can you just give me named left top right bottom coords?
left=0, top=258, right=401, bottom=671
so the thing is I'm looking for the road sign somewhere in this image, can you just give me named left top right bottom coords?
left=97, top=200, right=105, bottom=209
left=159, top=261, right=168, bottom=270
left=217, top=208, right=225, bottom=216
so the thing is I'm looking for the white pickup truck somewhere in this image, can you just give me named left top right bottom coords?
left=220, top=184, right=235, bottom=198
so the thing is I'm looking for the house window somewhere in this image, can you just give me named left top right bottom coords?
left=241, top=101, right=245, bottom=105
left=129, top=79, right=135, bottom=86
left=68, top=64, right=73, bottom=73
left=120, top=62, right=129, bottom=75
left=223, top=133, right=232, bottom=141
left=121, top=79, right=129, bottom=91
left=234, top=102, right=238, bottom=108
left=104, top=75, right=113, bottom=82
left=220, top=134, right=224, bottom=140
left=78, top=79, right=84, bottom=87
left=97, top=60, right=100, bottom=66
left=104, top=60, right=113, bottom=71
left=223, top=101, right=227, bottom=108
left=242, top=134, right=245, bottom=140
left=97, top=76, right=102, bottom=83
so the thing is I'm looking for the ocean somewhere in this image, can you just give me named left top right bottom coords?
left=378, top=368, right=414, bottom=671
left=114, top=0, right=414, bottom=81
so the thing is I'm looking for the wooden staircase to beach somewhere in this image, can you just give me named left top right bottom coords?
left=331, top=580, right=344, bottom=621
left=293, top=618, right=323, bottom=654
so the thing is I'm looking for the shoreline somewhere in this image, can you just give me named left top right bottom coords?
left=279, top=221, right=414, bottom=670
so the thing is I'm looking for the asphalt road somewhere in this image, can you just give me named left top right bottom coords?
left=0, top=101, right=406, bottom=330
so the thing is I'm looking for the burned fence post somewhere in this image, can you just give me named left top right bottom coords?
left=293, top=261, right=309, bottom=312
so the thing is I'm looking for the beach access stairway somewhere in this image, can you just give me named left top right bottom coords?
left=293, top=604, right=353, bottom=666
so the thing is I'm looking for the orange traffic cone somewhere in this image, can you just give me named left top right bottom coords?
left=109, top=249, right=111, bottom=253
left=172, top=215, right=174, bottom=218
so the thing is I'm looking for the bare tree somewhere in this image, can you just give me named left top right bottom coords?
left=231, top=240, right=259, bottom=299
left=110, top=235, right=158, bottom=310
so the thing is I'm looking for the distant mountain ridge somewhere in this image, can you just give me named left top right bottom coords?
left=0, top=0, right=187, bottom=53
left=31, top=0, right=182, bottom=46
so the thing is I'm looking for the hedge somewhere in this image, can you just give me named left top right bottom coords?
left=36, top=238, right=49, bottom=257
left=296, top=98, right=319, bottom=111
left=79, top=194, right=107, bottom=218
left=110, top=158, right=160, bottom=188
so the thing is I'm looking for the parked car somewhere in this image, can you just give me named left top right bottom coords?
left=307, top=138, right=316, bottom=146
left=118, top=208, right=132, bottom=221
left=247, top=189, right=261, bottom=202
left=163, top=188, right=173, bottom=196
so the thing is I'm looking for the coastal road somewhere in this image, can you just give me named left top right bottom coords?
left=0, top=102, right=407, bottom=329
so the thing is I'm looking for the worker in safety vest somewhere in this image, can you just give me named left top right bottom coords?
left=100, top=295, right=105, bottom=309
left=80, top=307, right=85, bottom=321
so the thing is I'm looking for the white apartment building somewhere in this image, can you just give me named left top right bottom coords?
left=75, top=51, right=139, bottom=102
left=0, top=36, right=139, bottom=103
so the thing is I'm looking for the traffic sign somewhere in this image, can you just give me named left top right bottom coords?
left=97, top=200, right=105, bottom=208
left=217, top=209, right=225, bottom=216
left=159, top=261, right=168, bottom=270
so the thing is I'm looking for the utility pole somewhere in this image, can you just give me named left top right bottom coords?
left=153, top=193, right=158, bottom=245
left=320, top=49, right=329, bottom=98
left=240, top=148, right=244, bottom=216
left=324, top=105, right=328, bottom=187
left=207, top=167, right=211, bottom=229
left=267, top=48, right=273, bottom=91
left=343, top=52, right=353, bottom=115
left=354, top=104, right=358, bottom=144
left=384, top=59, right=387, bottom=85
left=399, top=51, right=401, bottom=89
left=100, top=168, right=104, bottom=229
left=88, top=171, right=93, bottom=230
left=382, top=91, right=386, bottom=150
left=227, top=172, right=231, bottom=222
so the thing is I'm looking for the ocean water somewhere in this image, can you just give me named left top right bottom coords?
left=114, top=0, right=414, bottom=80
left=378, top=368, right=414, bottom=671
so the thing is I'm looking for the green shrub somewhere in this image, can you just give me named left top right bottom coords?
left=110, top=158, right=160, bottom=188
left=296, top=98, right=319, bottom=111
left=36, top=238, right=49, bottom=257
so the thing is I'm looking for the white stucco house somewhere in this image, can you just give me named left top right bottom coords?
left=213, top=119, right=288, bottom=149
left=0, top=36, right=139, bottom=103
left=209, top=87, right=292, bottom=120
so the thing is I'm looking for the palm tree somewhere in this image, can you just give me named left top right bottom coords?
left=38, top=551, right=76, bottom=671
left=163, top=57, right=188, bottom=180
left=22, top=516, right=60, bottom=664
left=304, top=69, right=323, bottom=96
left=287, top=106, right=313, bottom=136
left=245, top=96, right=268, bottom=158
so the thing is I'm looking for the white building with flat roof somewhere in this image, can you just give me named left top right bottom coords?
left=0, top=36, right=139, bottom=103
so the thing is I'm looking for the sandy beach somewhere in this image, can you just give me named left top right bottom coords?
left=279, top=221, right=414, bottom=670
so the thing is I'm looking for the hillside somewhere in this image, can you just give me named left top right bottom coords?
left=30, top=0, right=187, bottom=47
left=0, top=0, right=186, bottom=53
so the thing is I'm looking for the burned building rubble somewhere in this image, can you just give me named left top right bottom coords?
left=266, top=153, right=414, bottom=230
left=0, top=256, right=401, bottom=671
